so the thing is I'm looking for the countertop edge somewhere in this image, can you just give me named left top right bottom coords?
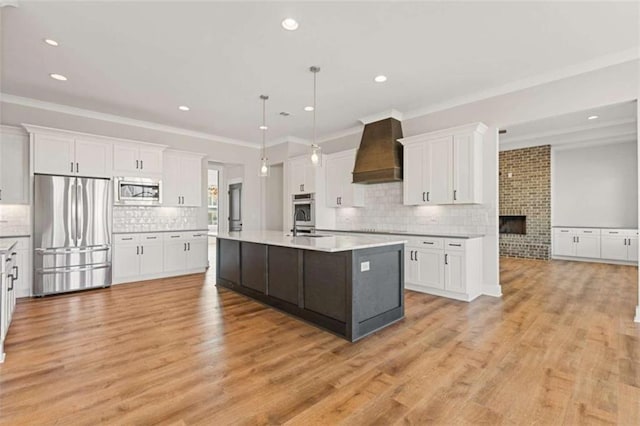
left=316, top=229, right=485, bottom=240
left=216, top=234, right=407, bottom=252
left=0, top=235, right=31, bottom=239
left=113, top=229, right=209, bottom=235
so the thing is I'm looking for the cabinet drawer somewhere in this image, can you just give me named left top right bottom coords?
left=416, top=238, right=444, bottom=249
left=141, top=233, right=163, bottom=243
left=577, top=229, right=600, bottom=236
left=602, top=229, right=638, bottom=236
left=445, top=240, right=466, bottom=251
left=163, top=233, right=185, bottom=241
left=114, top=234, right=140, bottom=244
left=554, top=228, right=575, bottom=235
left=188, top=232, right=208, bottom=240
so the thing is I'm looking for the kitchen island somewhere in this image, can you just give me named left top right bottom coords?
left=216, top=231, right=406, bottom=342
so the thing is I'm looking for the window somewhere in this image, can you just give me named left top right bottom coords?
left=208, top=169, right=219, bottom=232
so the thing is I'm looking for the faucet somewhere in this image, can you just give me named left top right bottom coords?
left=292, top=209, right=299, bottom=237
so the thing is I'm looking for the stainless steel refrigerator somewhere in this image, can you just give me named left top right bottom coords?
left=34, top=175, right=112, bottom=296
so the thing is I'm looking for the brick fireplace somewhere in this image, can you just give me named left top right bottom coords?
left=499, top=145, right=551, bottom=260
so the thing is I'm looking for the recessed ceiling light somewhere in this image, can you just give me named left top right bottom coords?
left=49, top=73, right=67, bottom=81
left=259, top=125, right=268, bottom=130
left=587, top=115, right=599, bottom=120
left=178, top=105, right=190, bottom=111
left=304, top=106, right=314, bottom=112
left=44, top=38, right=59, bottom=47
left=374, top=75, right=388, bottom=83
left=281, top=18, right=299, bottom=31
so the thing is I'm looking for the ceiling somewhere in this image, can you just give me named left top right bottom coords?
left=2, top=2, right=638, bottom=146
left=499, top=100, right=638, bottom=151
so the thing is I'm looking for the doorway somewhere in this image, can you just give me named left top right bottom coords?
left=228, top=182, right=242, bottom=231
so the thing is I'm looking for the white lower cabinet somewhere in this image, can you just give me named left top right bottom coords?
left=113, top=231, right=208, bottom=284
left=553, top=228, right=638, bottom=263
left=405, top=237, right=482, bottom=302
left=0, top=238, right=31, bottom=298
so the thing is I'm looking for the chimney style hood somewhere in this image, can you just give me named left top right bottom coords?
left=352, top=117, right=404, bottom=184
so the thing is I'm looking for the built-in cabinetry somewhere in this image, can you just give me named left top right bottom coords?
left=404, top=236, right=483, bottom=301
left=0, top=126, right=29, bottom=204
left=113, top=143, right=165, bottom=178
left=30, top=128, right=113, bottom=178
left=162, top=150, right=204, bottom=206
left=288, top=155, right=318, bottom=194
left=0, top=238, right=30, bottom=298
left=113, top=231, right=208, bottom=284
left=399, top=122, right=487, bottom=206
left=1, top=245, right=18, bottom=362
left=325, top=149, right=364, bottom=208
left=553, top=227, right=638, bottom=263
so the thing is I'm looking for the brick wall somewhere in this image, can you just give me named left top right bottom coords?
left=499, top=145, right=551, bottom=260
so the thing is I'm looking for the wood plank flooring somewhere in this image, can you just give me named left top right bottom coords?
left=0, top=257, right=639, bottom=425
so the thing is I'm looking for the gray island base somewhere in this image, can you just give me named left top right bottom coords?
left=216, top=232, right=406, bottom=342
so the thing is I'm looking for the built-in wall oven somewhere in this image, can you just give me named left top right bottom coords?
left=114, top=177, right=161, bottom=205
left=292, top=193, right=315, bottom=232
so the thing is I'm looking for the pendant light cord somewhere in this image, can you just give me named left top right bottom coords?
left=313, top=70, right=317, bottom=146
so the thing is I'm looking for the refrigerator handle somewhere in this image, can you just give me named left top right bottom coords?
left=69, top=179, right=77, bottom=246
left=76, top=179, right=84, bottom=247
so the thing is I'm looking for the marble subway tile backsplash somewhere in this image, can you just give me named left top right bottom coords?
left=0, top=205, right=31, bottom=236
left=335, top=182, right=496, bottom=235
left=113, top=206, right=199, bottom=233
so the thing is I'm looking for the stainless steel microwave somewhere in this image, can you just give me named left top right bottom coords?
left=114, top=177, right=162, bottom=205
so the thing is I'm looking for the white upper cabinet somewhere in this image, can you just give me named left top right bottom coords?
left=399, top=122, right=486, bottom=206
left=30, top=127, right=113, bottom=178
left=162, top=150, right=204, bottom=207
left=0, top=126, right=29, bottom=204
left=288, top=156, right=318, bottom=195
left=325, top=150, right=364, bottom=208
left=113, top=143, right=165, bottom=178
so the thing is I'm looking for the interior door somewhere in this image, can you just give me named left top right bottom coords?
left=228, top=183, right=242, bottom=231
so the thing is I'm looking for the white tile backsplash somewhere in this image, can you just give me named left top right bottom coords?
left=113, top=206, right=200, bottom=233
left=0, top=205, right=30, bottom=236
left=335, top=182, right=497, bottom=235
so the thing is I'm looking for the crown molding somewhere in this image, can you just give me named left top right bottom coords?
left=402, top=48, right=639, bottom=121
left=500, top=118, right=637, bottom=145
left=358, top=109, right=404, bottom=125
left=501, top=131, right=637, bottom=152
left=1, top=93, right=261, bottom=149
left=317, top=124, right=363, bottom=144
left=550, top=135, right=637, bottom=152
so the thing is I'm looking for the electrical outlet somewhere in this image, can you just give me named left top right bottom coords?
left=360, top=261, right=370, bottom=272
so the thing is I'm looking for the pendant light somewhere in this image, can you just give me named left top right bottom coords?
left=309, top=66, right=322, bottom=166
left=259, top=94, right=270, bottom=177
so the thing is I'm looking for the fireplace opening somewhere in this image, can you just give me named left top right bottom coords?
left=500, top=215, right=526, bottom=235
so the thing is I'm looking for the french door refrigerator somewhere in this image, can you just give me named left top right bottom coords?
left=34, top=175, right=112, bottom=296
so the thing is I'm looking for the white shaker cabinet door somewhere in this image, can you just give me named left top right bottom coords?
left=139, top=241, right=164, bottom=276
left=553, top=233, right=575, bottom=257
left=162, top=152, right=182, bottom=206
left=627, top=236, right=638, bottom=262
left=416, top=248, right=445, bottom=290
left=34, top=134, right=75, bottom=175
left=187, top=238, right=208, bottom=270
left=427, top=137, right=453, bottom=204
left=402, top=143, right=425, bottom=206
left=600, top=236, right=628, bottom=261
left=113, top=243, right=140, bottom=281
left=181, top=156, right=203, bottom=207
left=444, top=251, right=466, bottom=293
left=138, top=147, right=163, bottom=177
left=74, top=138, right=112, bottom=178
left=575, top=235, right=600, bottom=259
left=0, top=129, right=28, bottom=204
left=164, top=239, right=188, bottom=273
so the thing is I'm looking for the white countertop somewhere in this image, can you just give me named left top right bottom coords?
left=318, top=229, right=484, bottom=240
left=217, top=231, right=406, bottom=252
left=0, top=239, right=17, bottom=256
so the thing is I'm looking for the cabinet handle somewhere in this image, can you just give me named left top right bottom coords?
left=449, top=243, right=462, bottom=247
left=141, top=245, right=144, bottom=255
left=409, top=250, right=414, bottom=261
left=146, top=237, right=157, bottom=240
left=426, top=192, right=430, bottom=202
left=70, top=162, right=74, bottom=173
left=422, top=192, right=426, bottom=202
left=136, top=159, right=139, bottom=169
left=184, top=243, right=187, bottom=251
left=12, top=265, right=18, bottom=280
left=188, top=242, right=191, bottom=251
left=445, top=254, right=448, bottom=265
left=453, top=190, right=457, bottom=201
left=122, top=237, right=133, bottom=241
left=423, top=241, right=434, bottom=245
left=170, top=235, right=180, bottom=238
left=624, top=238, right=627, bottom=246
left=136, top=246, right=139, bottom=255
left=140, top=160, right=143, bottom=169
left=0, top=189, right=2, bottom=201
left=302, top=184, right=305, bottom=192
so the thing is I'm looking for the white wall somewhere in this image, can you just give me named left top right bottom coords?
left=553, top=142, right=638, bottom=228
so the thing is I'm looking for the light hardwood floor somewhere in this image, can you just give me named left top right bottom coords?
left=1, top=258, right=638, bottom=425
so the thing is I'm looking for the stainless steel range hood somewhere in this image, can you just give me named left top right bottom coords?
left=352, top=117, right=404, bottom=184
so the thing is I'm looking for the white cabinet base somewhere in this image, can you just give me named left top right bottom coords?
left=405, top=282, right=481, bottom=302
left=112, top=267, right=207, bottom=285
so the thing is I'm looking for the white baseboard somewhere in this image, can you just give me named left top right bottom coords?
left=482, top=284, right=502, bottom=298
left=635, top=306, right=640, bottom=323
left=551, top=255, right=638, bottom=266
left=404, top=283, right=479, bottom=302
left=113, top=268, right=207, bottom=285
